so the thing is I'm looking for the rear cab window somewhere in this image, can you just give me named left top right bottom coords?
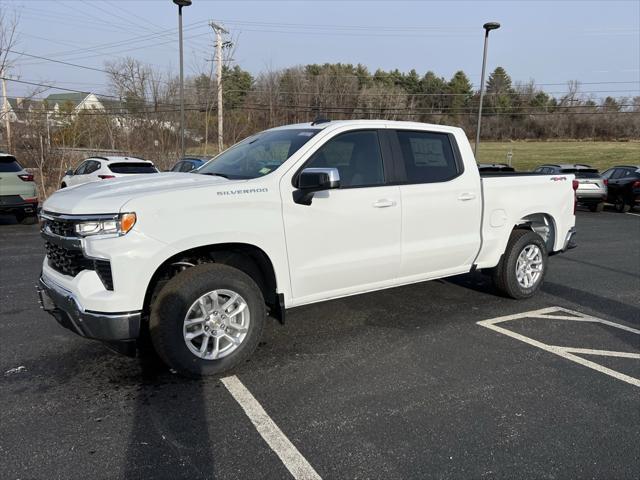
left=395, top=130, right=461, bottom=183
left=108, top=163, right=158, bottom=174
left=0, top=156, right=23, bottom=172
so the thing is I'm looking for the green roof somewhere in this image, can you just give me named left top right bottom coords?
left=45, top=92, right=90, bottom=106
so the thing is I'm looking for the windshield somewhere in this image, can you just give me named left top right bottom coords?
left=197, top=129, right=320, bottom=179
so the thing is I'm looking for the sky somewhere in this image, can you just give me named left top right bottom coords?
left=2, top=0, right=639, bottom=100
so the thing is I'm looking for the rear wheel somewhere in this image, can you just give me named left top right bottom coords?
left=614, top=195, right=631, bottom=213
left=150, top=263, right=265, bottom=377
left=60, top=182, right=67, bottom=189
left=588, top=202, right=604, bottom=212
left=492, top=229, right=548, bottom=299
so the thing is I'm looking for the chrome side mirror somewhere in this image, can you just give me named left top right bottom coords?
left=293, top=168, right=340, bottom=205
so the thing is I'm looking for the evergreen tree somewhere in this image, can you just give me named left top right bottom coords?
left=486, top=66, right=514, bottom=113
left=447, top=70, right=473, bottom=116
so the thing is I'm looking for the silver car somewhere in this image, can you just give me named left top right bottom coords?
left=534, top=164, right=607, bottom=212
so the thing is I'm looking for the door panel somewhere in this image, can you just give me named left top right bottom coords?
left=393, top=130, right=482, bottom=278
left=283, top=186, right=401, bottom=300
left=281, top=129, right=401, bottom=302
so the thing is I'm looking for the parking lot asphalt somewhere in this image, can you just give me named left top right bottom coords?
left=1, top=209, right=638, bottom=480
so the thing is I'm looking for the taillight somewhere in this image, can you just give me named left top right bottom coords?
left=633, top=181, right=640, bottom=189
left=18, top=174, right=34, bottom=182
left=572, top=180, right=579, bottom=214
left=572, top=180, right=579, bottom=191
left=98, top=175, right=116, bottom=180
left=23, top=197, right=38, bottom=204
left=603, top=179, right=608, bottom=186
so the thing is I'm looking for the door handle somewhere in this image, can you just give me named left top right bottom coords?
left=458, top=192, right=476, bottom=201
left=372, top=199, right=396, bottom=208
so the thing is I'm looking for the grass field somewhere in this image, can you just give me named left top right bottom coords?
left=192, top=140, right=639, bottom=173
left=474, top=141, right=640, bottom=172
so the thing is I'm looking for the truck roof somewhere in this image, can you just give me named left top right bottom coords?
left=89, top=156, right=152, bottom=163
left=266, top=119, right=462, bottom=134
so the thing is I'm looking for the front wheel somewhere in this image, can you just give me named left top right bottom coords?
left=614, top=195, right=631, bottom=213
left=588, top=202, right=604, bottom=212
left=19, top=215, right=38, bottom=225
left=150, top=263, right=265, bottom=377
left=492, top=229, right=548, bottom=299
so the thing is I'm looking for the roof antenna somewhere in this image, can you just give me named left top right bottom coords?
left=310, top=104, right=330, bottom=126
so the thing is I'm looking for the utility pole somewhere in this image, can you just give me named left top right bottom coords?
left=209, top=22, right=228, bottom=153
left=1, top=74, right=12, bottom=152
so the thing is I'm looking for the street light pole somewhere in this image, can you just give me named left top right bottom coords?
left=475, top=21, right=500, bottom=158
left=173, top=0, right=191, bottom=159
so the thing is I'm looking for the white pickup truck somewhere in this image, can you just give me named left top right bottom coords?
left=37, top=120, right=576, bottom=376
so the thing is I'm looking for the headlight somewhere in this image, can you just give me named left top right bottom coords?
left=74, top=213, right=137, bottom=237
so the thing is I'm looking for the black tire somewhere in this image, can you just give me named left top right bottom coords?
left=614, top=195, right=631, bottom=213
left=149, top=263, right=266, bottom=377
left=19, top=215, right=38, bottom=225
left=60, top=182, right=67, bottom=189
left=588, top=202, right=604, bottom=212
left=492, top=229, right=548, bottom=299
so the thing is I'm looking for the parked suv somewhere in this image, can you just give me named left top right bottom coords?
left=601, top=165, right=640, bottom=213
left=533, top=164, right=607, bottom=212
left=170, top=157, right=210, bottom=173
left=0, top=153, right=38, bottom=224
left=61, top=156, right=158, bottom=188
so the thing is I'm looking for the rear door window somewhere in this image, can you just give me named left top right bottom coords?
left=74, top=162, right=89, bottom=175
left=85, top=160, right=101, bottom=174
left=171, top=162, right=184, bottom=172
left=396, top=130, right=460, bottom=183
left=0, top=156, right=21, bottom=172
left=108, top=163, right=158, bottom=174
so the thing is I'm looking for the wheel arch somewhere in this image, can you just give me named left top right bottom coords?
left=514, top=212, right=557, bottom=252
left=143, top=242, right=280, bottom=320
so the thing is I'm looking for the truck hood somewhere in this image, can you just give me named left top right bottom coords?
left=43, top=173, right=237, bottom=214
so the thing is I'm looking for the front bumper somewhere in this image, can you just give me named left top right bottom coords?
left=37, top=274, right=141, bottom=341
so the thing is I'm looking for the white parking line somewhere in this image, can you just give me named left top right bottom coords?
left=222, top=375, right=322, bottom=480
left=626, top=212, right=640, bottom=217
left=477, top=307, right=640, bottom=388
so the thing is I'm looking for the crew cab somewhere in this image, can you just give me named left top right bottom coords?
left=36, top=120, right=577, bottom=377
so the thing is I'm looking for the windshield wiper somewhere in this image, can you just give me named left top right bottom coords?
left=201, top=172, right=230, bottom=179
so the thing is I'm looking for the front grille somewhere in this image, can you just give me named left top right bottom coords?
left=46, top=218, right=76, bottom=238
left=45, top=241, right=93, bottom=277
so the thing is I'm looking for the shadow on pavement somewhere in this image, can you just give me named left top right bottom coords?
left=122, top=360, right=216, bottom=480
